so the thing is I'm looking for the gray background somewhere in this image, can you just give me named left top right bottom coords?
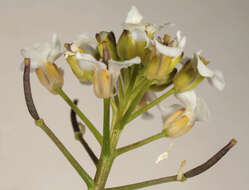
left=1, top=0, right=248, bottom=189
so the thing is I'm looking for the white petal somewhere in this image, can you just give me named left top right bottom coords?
left=155, top=152, right=169, bottom=164
left=109, top=57, right=141, bottom=84
left=155, top=143, right=173, bottom=164
left=131, top=29, right=149, bottom=43
left=158, top=104, right=183, bottom=122
left=195, top=97, right=210, bottom=122
left=51, top=33, right=61, bottom=52
left=207, top=70, right=225, bottom=91
left=175, top=90, right=197, bottom=111
left=125, top=6, right=143, bottom=24
left=72, top=33, right=97, bottom=54
left=76, top=52, right=106, bottom=70
left=154, top=40, right=182, bottom=57
left=196, top=54, right=214, bottom=77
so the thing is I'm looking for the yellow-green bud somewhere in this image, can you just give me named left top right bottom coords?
left=144, top=47, right=181, bottom=83
left=66, top=55, right=93, bottom=83
left=35, top=62, right=64, bottom=94
left=93, top=69, right=113, bottom=98
left=173, top=56, right=209, bottom=92
left=96, top=31, right=118, bottom=60
left=163, top=108, right=193, bottom=138
left=117, top=30, right=147, bottom=60
left=150, top=68, right=177, bottom=92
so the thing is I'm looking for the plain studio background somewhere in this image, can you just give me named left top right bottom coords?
left=0, top=0, right=248, bottom=189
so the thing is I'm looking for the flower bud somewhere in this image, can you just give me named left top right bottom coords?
left=163, top=108, right=193, bottom=138
left=144, top=47, right=181, bottom=83
left=96, top=31, right=118, bottom=60
left=117, top=30, right=147, bottom=60
left=93, top=69, right=113, bottom=98
left=173, top=57, right=209, bottom=92
left=150, top=68, right=177, bottom=92
left=35, top=62, right=64, bottom=94
left=66, top=55, right=93, bottom=83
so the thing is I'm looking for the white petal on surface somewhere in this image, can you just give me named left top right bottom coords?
left=158, top=104, right=183, bottom=122
left=175, top=90, right=197, bottom=111
left=207, top=70, right=225, bottom=91
left=125, top=6, right=143, bottom=24
left=76, top=52, right=106, bottom=70
left=155, top=143, right=174, bottom=164
left=154, top=40, right=182, bottom=57
left=155, top=152, right=169, bottom=164
left=195, top=97, right=210, bottom=122
left=196, top=54, right=214, bottom=77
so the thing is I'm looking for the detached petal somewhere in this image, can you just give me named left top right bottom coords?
left=175, top=90, right=197, bottom=111
left=207, top=70, right=225, bottom=91
left=125, top=6, right=143, bottom=24
left=154, top=40, right=182, bottom=57
left=76, top=52, right=106, bottom=70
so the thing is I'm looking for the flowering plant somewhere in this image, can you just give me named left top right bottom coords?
left=22, top=6, right=236, bottom=190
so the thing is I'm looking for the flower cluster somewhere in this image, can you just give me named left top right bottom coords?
left=21, top=6, right=225, bottom=139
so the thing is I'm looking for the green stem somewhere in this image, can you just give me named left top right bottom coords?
left=116, top=131, right=165, bottom=156
left=105, top=175, right=177, bottom=190
left=35, top=119, right=94, bottom=188
left=103, top=98, right=111, bottom=154
left=120, top=81, right=151, bottom=127
left=127, top=88, right=175, bottom=124
left=94, top=129, right=121, bottom=190
left=56, top=88, right=103, bottom=146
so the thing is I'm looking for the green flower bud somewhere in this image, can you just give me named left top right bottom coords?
left=96, top=31, right=118, bottom=60
left=144, top=47, right=182, bottom=83
left=173, top=56, right=209, bottom=92
left=66, top=55, right=93, bottom=83
left=150, top=68, right=177, bottom=92
left=117, top=30, right=146, bottom=60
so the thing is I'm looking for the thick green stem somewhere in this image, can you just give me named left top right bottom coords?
left=127, top=88, right=175, bottom=123
left=35, top=119, right=94, bottom=188
left=94, top=129, right=121, bottom=190
left=103, top=98, right=111, bottom=154
left=116, top=132, right=165, bottom=156
left=56, top=88, right=103, bottom=146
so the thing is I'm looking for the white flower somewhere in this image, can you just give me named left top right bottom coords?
left=76, top=52, right=141, bottom=98
left=123, top=6, right=172, bottom=43
left=159, top=90, right=209, bottom=137
left=20, top=34, right=63, bottom=70
left=194, top=51, right=225, bottom=91
left=154, top=30, right=186, bottom=57
left=65, top=33, right=97, bottom=58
